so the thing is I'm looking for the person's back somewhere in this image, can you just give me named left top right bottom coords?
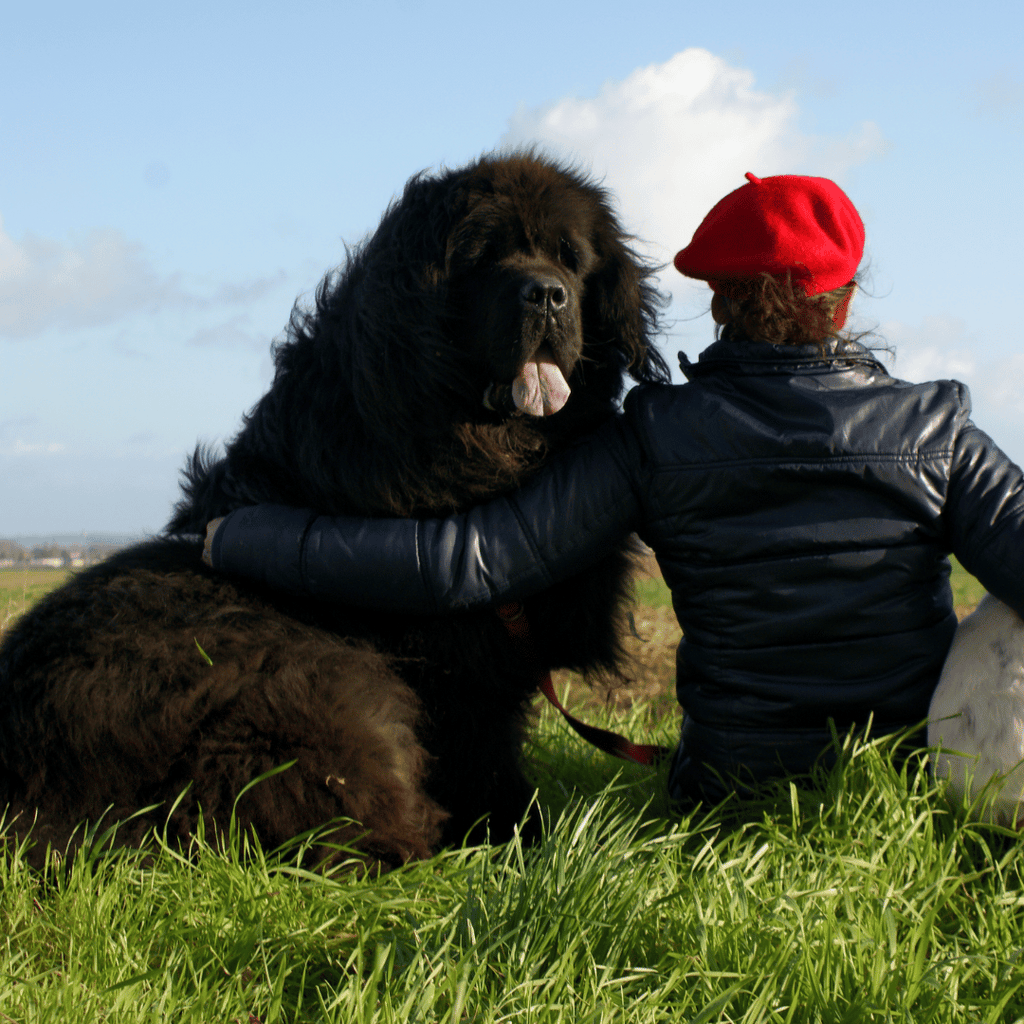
left=628, top=336, right=975, bottom=800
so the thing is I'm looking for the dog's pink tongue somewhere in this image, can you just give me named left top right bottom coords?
left=511, top=346, right=571, bottom=417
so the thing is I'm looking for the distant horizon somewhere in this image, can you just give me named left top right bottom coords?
left=2, top=531, right=150, bottom=548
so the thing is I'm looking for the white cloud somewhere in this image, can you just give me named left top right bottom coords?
left=212, top=273, right=287, bottom=306
left=501, top=48, right=888, bottom=286
left=883, top=314, right=1024, bottom=425
left=185, top=314, right=269, bottom=352
left=971, top=72, right=1024, bottom=124
left=0, top=215, right=288, bottom=340
left=0, top=215, right=186, bottom=338
left=883, top=315, right=978, bottom=385
left=1, top=439, right=66, bottom=455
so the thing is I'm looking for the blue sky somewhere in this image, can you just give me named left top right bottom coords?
left=2, top=0, right=1022, bottom=535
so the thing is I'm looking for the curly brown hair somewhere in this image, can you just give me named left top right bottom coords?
left=711, top=272, right=859, bottom=348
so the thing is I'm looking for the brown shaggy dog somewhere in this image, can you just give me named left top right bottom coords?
left=0, top=152, right=669, bottom=871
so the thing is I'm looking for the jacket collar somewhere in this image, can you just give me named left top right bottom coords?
left=678, top=334, right=888, bottom=381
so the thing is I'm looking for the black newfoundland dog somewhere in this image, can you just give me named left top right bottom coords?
left=0, top=152, right=669, bottom=870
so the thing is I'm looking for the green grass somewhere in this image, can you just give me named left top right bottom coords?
left=2, top=713, right=1023, bottom=1023
left=0, top=568, right=72, bottom=635
left=633, top=573, right=674, bottom=611
left=949, top=556, right=986, bottom=611
left=0, top=557, right=1009, bottom=1022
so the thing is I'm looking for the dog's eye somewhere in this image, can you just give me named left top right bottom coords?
left=558, top=237, right=579, bottom=273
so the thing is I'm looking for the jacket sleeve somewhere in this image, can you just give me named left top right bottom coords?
left=945, top=414, right=1024, bottom=618
left=210, top=414, right=645, bottom=613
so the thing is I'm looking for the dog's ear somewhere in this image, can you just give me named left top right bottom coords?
left=590, top=234, right=671, bottom=387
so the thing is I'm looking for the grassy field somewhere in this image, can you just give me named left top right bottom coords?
left=948, top=557, right=988, bottom=614
left=0, top=556, right=1017, bottom=1022
left=1, top=715, right=1022, bottom=1022
left=0, top=568, right=72, bottom=635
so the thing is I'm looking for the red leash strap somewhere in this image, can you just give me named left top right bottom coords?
left=496, top=601, right=670, bottom=767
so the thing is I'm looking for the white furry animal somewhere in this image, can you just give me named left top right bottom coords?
left=929, top=593, right=1024, bottom=826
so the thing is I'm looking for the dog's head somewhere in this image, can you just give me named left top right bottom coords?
left=295, top=152, right=667, bottom=426
left=211, top=152, right=669, bottom=518
left=439, top=155, right=669, bottom=422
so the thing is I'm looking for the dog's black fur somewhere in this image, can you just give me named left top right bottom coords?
left=0, top=152, right=669, bottom=870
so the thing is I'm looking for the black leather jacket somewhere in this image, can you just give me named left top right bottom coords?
left=212, top=338, right=1024, bottom=802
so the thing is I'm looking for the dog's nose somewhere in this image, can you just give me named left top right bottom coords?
left=520, top=276, right=567, bottom=312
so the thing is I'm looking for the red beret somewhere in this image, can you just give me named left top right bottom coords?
left=674, top=173, right=865, bottom=296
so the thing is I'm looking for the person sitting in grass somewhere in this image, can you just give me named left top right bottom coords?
left=202, top=172, right=1024, bottom=807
